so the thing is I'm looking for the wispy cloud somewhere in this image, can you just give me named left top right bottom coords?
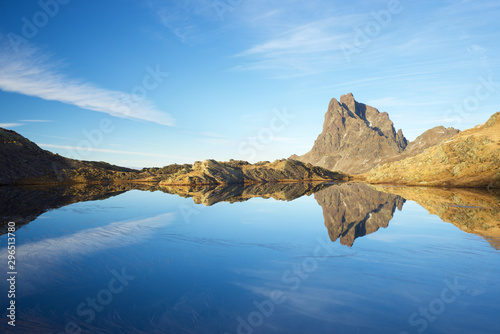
left=236, top=19, right=352, bottom=58
left=19, top=119, right=54, bottom=122
left=148, top=0, right=220, bottom=45
left=200, top=131, right=227, bottom=138
left=39, top=143, right=191, bottom=160
left=231, top=0, right=500, bottom=82
left=0, top=43, right=175, bottom=126
left=233, top=18, right=354, bottom=76
left=0, top=122, right=24, bottom=128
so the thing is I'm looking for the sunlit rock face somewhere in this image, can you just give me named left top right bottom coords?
left=314, top=183, right=405, bottom=247
left=160, top=159, right=347, bottom=185
left=292, top=93, right=408, bottom=174
left=366, top=112, right=500, bottom=188
left=291, top=93, right=459, bottom=174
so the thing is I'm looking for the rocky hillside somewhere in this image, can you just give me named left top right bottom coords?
left=0, top=128, right=152, bottom=185
left=366, top=112, right=500, bottom=188
left=0, top=128, right=347, bottom=186
left=292, top=93, right=459, bottom=174
left=160, top=159, right=347, bottom=185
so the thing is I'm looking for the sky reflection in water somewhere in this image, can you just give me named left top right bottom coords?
left=0, top=183, right=499, bottom=334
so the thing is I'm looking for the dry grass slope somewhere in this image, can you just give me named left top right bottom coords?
left=366, top=112, right=500, bottom=188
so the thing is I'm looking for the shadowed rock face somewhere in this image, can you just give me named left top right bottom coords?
left=292, top=93, right=460, bottom=174
left=0, top=128, right=152, bottom=185
left=314, top=183, right=405, bottom=246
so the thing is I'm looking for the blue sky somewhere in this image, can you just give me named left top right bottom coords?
left=1, top=0, right=499, bottom=168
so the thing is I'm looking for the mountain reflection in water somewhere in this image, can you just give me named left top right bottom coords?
left=1, top=182, right=499, bottom=248
left=1, top=181, right=500, bottom=334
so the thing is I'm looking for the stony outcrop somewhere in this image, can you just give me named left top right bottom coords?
left=405, top=126, right=460, bottom=156
left=160, top=159, right=347, bottom=185
left=1, top=128, right=345, bottom=186
left=292, top=93, right=460, bottom=174
left=366, top=112, right=500, bottom=188
left=314, top=182, right=405, bottom=246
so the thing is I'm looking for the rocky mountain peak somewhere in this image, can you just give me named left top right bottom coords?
left=293, top=93, right=409, bottom=174
left=339, top=93, right=356, bottom=111
left=292, top=93, right=462, bottom=174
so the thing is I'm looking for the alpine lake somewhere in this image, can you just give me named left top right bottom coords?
left=1, top=181, right=499, bottom=334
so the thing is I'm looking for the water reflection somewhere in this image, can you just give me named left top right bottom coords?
left=1, top=182, right=500, bottom=333
left=0, top=183, right=158, bottom=234
left=371, top=185, right=500, bottom=249
left=314, top=183, right=405, bottom=246
left=159, top=182, right=332, bottom=206
left=2, top=182, right=500, bottom=248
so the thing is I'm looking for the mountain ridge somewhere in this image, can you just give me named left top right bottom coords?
left=292, top=93, right=459, bottom=174
left=0, top=128, right=346, bottom=186
left=365, top=112, right=500, bottom=188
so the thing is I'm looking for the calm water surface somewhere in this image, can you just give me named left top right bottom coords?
left=0, top=183, right=499, bottom=334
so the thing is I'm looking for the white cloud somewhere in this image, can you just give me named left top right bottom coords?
left=0, top=44, right=175, bottom=126
left=237, top=19, right=351, bottom=57
left=18, top=119, right=54, bottom=122
left=201, top=131, right=227, bottom=138
left=0, top=122, right=24, bottom=128
left=39, top=143, right=191, bottom=160
left=150, top=0, right=220, bottom=45
left=233, top=18, right=354, bottom=76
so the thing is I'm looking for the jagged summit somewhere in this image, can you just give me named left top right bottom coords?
left=292, top=93, right=408, bottom=174
left=292, top=93, right=460, bottom=174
